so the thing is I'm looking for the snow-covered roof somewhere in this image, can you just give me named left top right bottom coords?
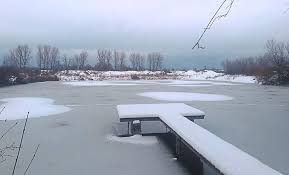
left=116, top=103, right=282, bottom=175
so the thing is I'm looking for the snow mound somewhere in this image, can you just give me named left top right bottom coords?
left=0, top=97, right=70, bottom=120
left=138, top=92, right=233, bottom=101
left=181, top=70, right=257, bottom=83
left=106, top=134, right=158, bottom=145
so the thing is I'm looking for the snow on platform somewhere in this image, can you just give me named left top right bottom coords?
left=116, top=103, right=282, bottom=175
left=117, top=103, right=205, bottom=120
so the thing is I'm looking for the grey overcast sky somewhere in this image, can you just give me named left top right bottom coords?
left=0, top=0, right=288, bottom=69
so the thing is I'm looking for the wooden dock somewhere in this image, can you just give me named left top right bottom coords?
left=116, top=103, right=283, bottom=175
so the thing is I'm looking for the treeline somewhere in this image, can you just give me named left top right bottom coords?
left=2, top=44, right=164, bottom=72
left=222, top=40, right=289, bottom=85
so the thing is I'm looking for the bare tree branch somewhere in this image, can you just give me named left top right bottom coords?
left=12, top=112, right=29, bottom=175
left=192, top=0, right=235, bottom=50
left=24, top=144, right=40, bottom=175
left=0, top=122, right=18, bottom=141
left=0, top=107, right=5, bottom=116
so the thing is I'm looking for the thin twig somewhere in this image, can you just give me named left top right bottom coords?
left=24, top=144, right=40, bottom=175
left=11, top=112, right=29, bottom=175
left=0, top=106, right=5, bottom=115
left=192, top=0, right=234, bottom=50
left=0, top=122, right=18, bottom=141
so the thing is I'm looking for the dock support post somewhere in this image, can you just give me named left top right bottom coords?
left=127, top=121, right=133, bottom=136
left=175, top=136, right=182, bottom=159
left=127, top=122, right=130, bottom=136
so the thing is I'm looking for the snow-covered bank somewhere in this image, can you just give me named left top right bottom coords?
left=56, top=70, right=257, bottom=84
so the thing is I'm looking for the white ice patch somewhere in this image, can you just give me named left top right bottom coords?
left=138, top=92, right=233, bottom=101
left=170, top=85, right=213, bottom=87
left=0, top=97, right=70, bottom=120
left=106, top=134, right=158, bottom=145
left=63, top=81, right=139, bottom=86
left=169, top=80, right=212, bottom=84
left=154, top=80, right=239, bottom=86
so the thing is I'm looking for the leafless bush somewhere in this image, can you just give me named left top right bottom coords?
left=223, top=40, right=289, bottom=85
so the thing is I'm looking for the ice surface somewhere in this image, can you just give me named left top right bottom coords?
left=0, top=97, right=70, bottom=120
left=138, top=92, right=233, bottom=101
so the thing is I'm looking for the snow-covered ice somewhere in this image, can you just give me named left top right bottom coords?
left=0, top=97, right=70, bottom=120
left=138, top=92, right=233, bottom=101
left=106, top=134, right=158, bottom=145
left=63, top=81, right=140, bottom=86
left=116, top=103, right=282, bottom=175
left=170, top=85, right=213, bottom=87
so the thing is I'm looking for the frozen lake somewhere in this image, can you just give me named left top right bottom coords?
left=0, top=81, right=288, bottom=175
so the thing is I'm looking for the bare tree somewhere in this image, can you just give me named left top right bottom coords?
left=37, top=45, right=60, bottom=70
left=79, top=51, right=88, bottom=70
left=129, top=52, right=145, bottom=71
left=6, top=45, right=32, bottom=69
left=61, top=54, right=70, bottom=72
left=265, top=40, right=289, bottom=82
left=50, top=47, right=60, bottom=70
left=43, top=45, right=51, bottom=69
left=119, top=51, right=127, bottom=71
left=37, top=45, right=44, bottom=70
left=113, top=50, right=120, bottom=70
left=96, top=49, right=112, bottom=71
left=147, top=52, right=163, bottom=71
left=113, top=50, right=127, bottom=71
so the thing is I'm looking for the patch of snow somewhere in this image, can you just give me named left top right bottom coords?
left=138, top=92, right=233, bottom=101
left=0, top=97, right=70, bottom=120
left=133, top=120, right=140, bottom=124
left=213, top=75, right=257, bottom=83
left=106, top=134, right=158, bottom=145
left=165, top=80, right=212, bottom=85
